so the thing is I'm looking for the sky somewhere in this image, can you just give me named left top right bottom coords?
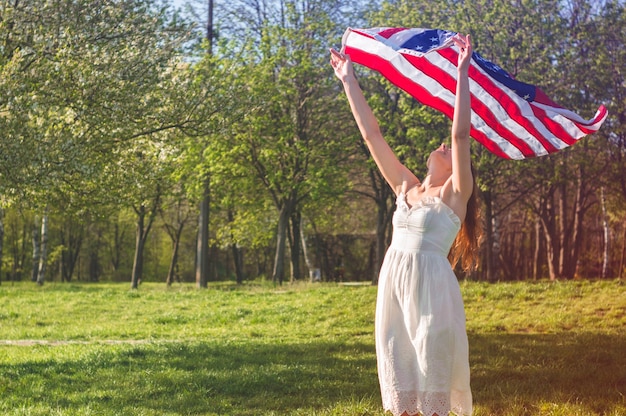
left=170, top=0, right=187, bottom=11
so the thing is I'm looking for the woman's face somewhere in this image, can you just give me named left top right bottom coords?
left=427, top=143, right=452, bottom=173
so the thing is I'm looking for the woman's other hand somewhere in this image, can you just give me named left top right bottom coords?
left=452, top=34, right=472, bottom=73
left=329, top=48, right=355, bottom=82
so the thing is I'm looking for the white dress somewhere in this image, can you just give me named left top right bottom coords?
left=375, top=190, right=472, bottom=416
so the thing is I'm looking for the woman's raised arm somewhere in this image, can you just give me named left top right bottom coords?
left=330, top=48, right=418, bottom=195
left=446, top=34, right=474, bottom=214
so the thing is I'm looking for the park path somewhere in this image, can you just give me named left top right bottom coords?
left=0, top=339, right=166, bottom=346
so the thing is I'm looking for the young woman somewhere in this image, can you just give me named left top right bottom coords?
left=330, top=34, right=481, bottom=416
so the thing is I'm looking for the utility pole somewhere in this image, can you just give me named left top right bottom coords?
left=195, top=0, right=214, bottom=288
left=207, top=0, right=213, bottom=52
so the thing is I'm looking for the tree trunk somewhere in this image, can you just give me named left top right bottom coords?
left=493, top=212, right=503, bottom=279
left=539, top=191, right=560, bottom=281
left=533, top=218, right=543, bottom=280
left=0, top=207, right=3, bottom=285
left=108, top=222, right=123, bottom=274
left=300, top=216, right=316, bottom=282
left=556, top=167, right=588, bottom=280
left=130, top=194, right=160, bottom=289
left=231, top=243, right=244, bottom=284
left=601, top=187, right=610, bottom=278
left=131, top=205, right=146, bottom=289
left=195, top=0, right=213, bottom=288
left=196, top=175, right=210, bottom=288
left=166, top=231, right=181, bottom=286
left=557, top=181, right=568, bottom=278
left=289, top=210, right=302, bottom=282
left=31, top=216, right=40, bottom=282
left=373, top=192, right=394, bottom=285
left=88, top=223, right=102, bottom=282
left=373, top=199, right=386, bottom=285
left=223, top=207, right=244, bottom=284
left=163, top=197, right=190, bottom=286
left=10, top=219, right=29, bottom=281
left=37, top=213, right=49, bottom=286
left=165, top=211, right=186, bottom=286
left=89, top=248, right=100, bottom=282
left=60, top=221, right=83, bottom=282
left=569, top=168, right=586, bottom=279
left=618, top=221, right=626, bottom=280
left=272, top=202, right=290, bottom=285
left=0, top=207, right=4, bottom=282
left=482, top=190, right=498, bottom=282
left=543, top=227, right=558, bottom=281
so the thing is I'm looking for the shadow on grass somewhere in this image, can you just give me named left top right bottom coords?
left=0, top=339, right=380, bottom=415
left=469, top=331, right=626, bottom=415
left=1, top=332, right=625, bottom=415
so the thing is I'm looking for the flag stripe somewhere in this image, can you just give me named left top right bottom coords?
left=435, top=48, right=563, bottom=154
left=344, top=30, right=527, bottom=158
left=345, top=28, right=542, bottom=158
left=343, top=37, right=519, bottom=159
left=427, top=49, right=551, bottom=157
left=342, top=27, right=608, bottom=159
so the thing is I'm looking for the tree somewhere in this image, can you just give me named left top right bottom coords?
left=369, top=0, right=615, bottom=281
left=221, top=0, right=355, bottom=284
left=108, top=139, right=172, bottom=289
left=0, top=0, right=194, bottom=197
left=160, top=182, right=193, bottom=286
left=592, top=0, right=626, bottom=278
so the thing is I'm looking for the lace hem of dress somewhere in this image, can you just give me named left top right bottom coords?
left=382, top=388, right=470, bottom=416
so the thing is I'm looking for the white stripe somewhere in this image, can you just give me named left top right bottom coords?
left=532, top=102, right=607, bottom=130
left=425, top=51, right=555, bottom=156
left=471, top=64, right=574, bottom=151
left=424, top=46, right=602, bottom=147
left=345, top=29, right=525, bottom=159
left=530, top=102, right=589, bottom=139
left=345, top=27, right=608, bottom=158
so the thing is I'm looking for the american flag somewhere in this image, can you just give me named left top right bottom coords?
left=342, top=27, right=608, bottom=159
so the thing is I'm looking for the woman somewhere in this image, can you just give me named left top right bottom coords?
left=330, top=33, right=481, bottom=416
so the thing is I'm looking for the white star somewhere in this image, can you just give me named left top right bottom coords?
left=523, top=94, right=531, bottom=100
left=430, top=37, right=438, bottom=42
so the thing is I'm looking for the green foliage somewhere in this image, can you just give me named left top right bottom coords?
left=0, top=0, right=624, bottom=285
left=0, top=0, right=193, bottom=211
left=196, top=0, right=358, bottom=259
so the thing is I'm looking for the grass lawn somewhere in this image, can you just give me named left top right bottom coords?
left=0, top=279, right=625, bottom=415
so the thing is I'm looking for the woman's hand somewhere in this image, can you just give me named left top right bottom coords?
left=329, top=48, right=355, bottom=83
left=452, top=33, right=472, bottom=73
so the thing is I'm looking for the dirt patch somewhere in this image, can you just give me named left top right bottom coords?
left=0, top=339, right=163, bottom=346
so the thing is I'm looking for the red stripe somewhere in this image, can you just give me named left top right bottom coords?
left=344, top=27, right=608, bottom=159
left=528, top=104, right=578, bottom=145
left=533, top=89, right=564, bottom=108
left=437, top=48, right=562, bottom=155
left=400, top=52, right=537, bottom=157
left=377, top=27, right=408, bottom=39
left=344, top=45, right=511, bottom=159
left=344, top=45, right=454, bottom=118
left=431, top=49, right=543, bottom=156
left=530, top=86, right=606, bottom=133
left=586, top=105, right=609, bottom=130
left=346, top=33, right=541, bottom=157
left=531, top=89, right=606, bottom=136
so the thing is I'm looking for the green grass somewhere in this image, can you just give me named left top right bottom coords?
left=0, top=279, right=625, bottom=415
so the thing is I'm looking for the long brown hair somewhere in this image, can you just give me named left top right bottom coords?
left=448, top=165, right=483, bottom=272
